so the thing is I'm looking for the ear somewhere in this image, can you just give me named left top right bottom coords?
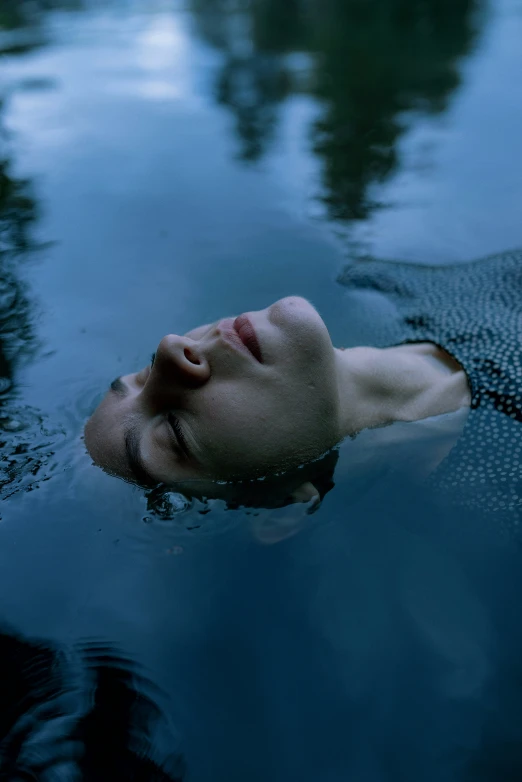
left=251, top=482, right=321, bottom=545
left=289, top=481, right=320, bottom=506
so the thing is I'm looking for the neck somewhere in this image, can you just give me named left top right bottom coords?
left=334, top=343, right=471, bottom=437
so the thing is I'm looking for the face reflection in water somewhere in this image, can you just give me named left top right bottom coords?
left=84, top=297, right=342, bottom=494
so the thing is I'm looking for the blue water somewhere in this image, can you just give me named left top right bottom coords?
left=1, top=1, right=522, bottom=779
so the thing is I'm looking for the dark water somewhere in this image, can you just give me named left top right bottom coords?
left=1, top=0, right=522, bottom=779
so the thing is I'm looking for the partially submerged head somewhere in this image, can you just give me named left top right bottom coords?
left=85, top=297, right=343, bottom=506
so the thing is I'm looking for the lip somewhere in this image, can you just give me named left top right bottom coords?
left=217, top=316, right=263, bottom=362
left=217, top=318, right=253, bottom=359
left=233, top=315, right=263, bottom=362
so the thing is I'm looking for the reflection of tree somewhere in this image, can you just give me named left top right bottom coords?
left=216, top=56, right=290, bottom=161
left=0, top=0, right=87, bottom=397
left=0, top=2, right=89, bottom=500
left=0, top=107, right=55, bottom=499
left=0, top=2, right=27, bottom=31
left=0, top=624, right=185, bottom=780
left=0, top=0, right=83, bottom=27
left=0, top=160, right=37, bottom=256
left=192, top=0, right=308, bottom=161
left=310, top=0, right=478, bottom=220
left=0, top=0, right=47, bottom=396
left=0, top=102, right=39, bottom=401
left=0, top=10, right=54, bottom=497
left=0, top=0, right=84, bottom=53
left=191, top=0, right=479, bottom=214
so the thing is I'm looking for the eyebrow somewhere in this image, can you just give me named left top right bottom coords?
left=109, top=375, right=194, bottom=481
left=110, top=377, right=128, bottom=396
left=106, top=377, right=155, bottom=485
left=124, top=422, right=157, bottom=487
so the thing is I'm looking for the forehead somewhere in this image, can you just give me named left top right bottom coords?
left=84, top=390, right=133, bottom=477
left=85, top=353, right=339, bottom=483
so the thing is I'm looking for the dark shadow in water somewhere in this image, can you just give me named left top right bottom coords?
left=0, top=2, right=31, bottom=32
left=0, top=1, right=45, bottom=55
left=0, top=160, right=38, bottom=401
left=0, top=0, right=74, bottom=396
left=192, top=0, right=480, bottom=218
left=461, top=660, right=522, bottom=782
left=0, top=0, right=83, bottom=28
left=0, top=1, right=85, bottom=55
left=310, top=0, right=480, bottom=221
left=0, top=83, right=63, bottom=500
left=0, top=97, right=39, bottom=393
left=192, top=0, right=309, bottom=162
left=0, top=625, right=184, bottom=780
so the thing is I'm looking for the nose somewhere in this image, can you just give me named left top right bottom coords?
left=146, top=334, right=211, bottom=401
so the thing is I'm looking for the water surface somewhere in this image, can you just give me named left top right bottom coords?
left=1, top=1, right=522, bottom=779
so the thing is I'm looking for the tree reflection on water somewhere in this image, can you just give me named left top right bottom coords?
left=0, top=0, right=49, bottom=399
left=0, top=114, right=39, bottom=403
left=0, top=624, right=184, bottom=780
left=192, top=0, right=480, bottom=220
left=0, top=13, right=59, bottom=499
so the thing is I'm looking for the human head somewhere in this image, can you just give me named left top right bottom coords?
left=84, top=296, right=343, bottom=505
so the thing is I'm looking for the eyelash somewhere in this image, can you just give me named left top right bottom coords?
left=167, top=411, right=190, bottom=456
left=149, top=352, right=189, bottom=456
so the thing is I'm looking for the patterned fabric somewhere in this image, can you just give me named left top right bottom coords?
left=338, top=249, right=522, bottom=532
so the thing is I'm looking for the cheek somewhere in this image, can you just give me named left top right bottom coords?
left=273, top=350, right=338, bottom=420
left=85, top=409, right=121, bottom=468
left=297, top=341, right=336, bottom=383
left=84, top=403, right=109, bottom=452
left=202, top=391, right=275, bottom=442
left=196, top=390, right=282, bottom=471
left=200, top=386, right=336, bottom=475
left=272, top=364, right=340, bottom=449
left=85, top=394, right=134, bottom=469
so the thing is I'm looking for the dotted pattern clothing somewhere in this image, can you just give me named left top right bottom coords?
left=338, top=249, right=522, bottom=533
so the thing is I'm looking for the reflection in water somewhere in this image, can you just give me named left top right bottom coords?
left=193, top=0, right=479, bottom=218
left=193, top=0, right=309, bottom=161
left=0, top=1, right=36, bottom=38
left=1, top=3, right=521, bottom=781
left=310, top=0, right=479, bottom=221
left=0, top=61, right=62, bottom=500
left=0, top=0, right=47, bottom=55
left=0, top=106, right=38, bottom=387
left=0, top=0, right=83, bottom=30
left=216, top=54, right=290, bottom=161
left=0, top=112, right=39, bottom=395
left=463, top=661, right=522, bottom=782
left=0, top=624, right=184, bottom=780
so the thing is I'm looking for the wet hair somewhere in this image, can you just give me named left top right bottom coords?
left=220, top=446, right=340, bottom=510
left=145, top=446, right=340, bottom=518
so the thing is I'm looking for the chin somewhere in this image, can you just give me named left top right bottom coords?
left=275, top=297, right=331, bottom=347
left=271, top=296, right=323, bottom=328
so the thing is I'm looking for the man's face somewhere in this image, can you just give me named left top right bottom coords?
left=84, top=297, right=342, bottom=490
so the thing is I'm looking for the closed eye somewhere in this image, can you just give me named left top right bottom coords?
left=167, top=412, right=191, bottom=459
